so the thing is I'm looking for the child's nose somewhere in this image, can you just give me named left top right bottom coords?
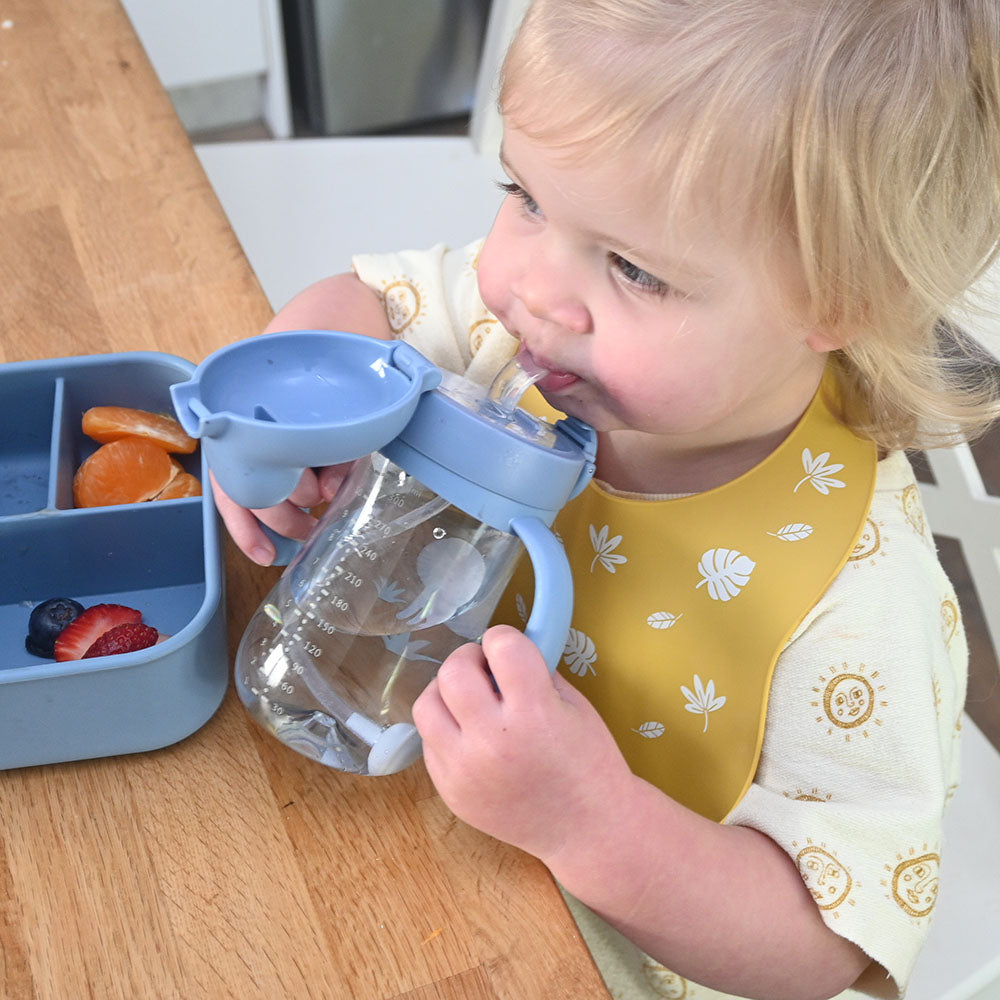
left=514, top=260, right=591, bottom=335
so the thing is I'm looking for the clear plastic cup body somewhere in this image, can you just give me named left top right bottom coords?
left=234, top=454, right=522, bottom=774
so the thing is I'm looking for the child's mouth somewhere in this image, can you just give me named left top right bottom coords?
left=536, top=370, right=580, bottom=393
left=518, top=347, right=579, bottom=394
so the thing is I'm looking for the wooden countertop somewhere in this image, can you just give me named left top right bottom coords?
left=0, top=3, right=608, bottom=997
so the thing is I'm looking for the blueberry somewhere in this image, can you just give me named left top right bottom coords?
left=25, top=597, right=85, bottom=658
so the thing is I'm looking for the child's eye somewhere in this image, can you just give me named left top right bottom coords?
left=609, top=252, right=671, bottom=297
left=497, top=180, right=541, bottom=217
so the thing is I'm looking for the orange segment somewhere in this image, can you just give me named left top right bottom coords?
left=73, top=436, right=177, bottom=507
left=82, top=406, right=197, bottom=454
left=154, top=471, right=202, bottom=500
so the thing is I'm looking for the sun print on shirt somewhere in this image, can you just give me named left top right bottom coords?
left=932, top=675, right=943, bottom=718
left=468, top=315, right=500, bottom=356
left=783, top=787, right=833, bottom=803
left=641, top=957, right=691, bottom=998
left=847, top=517, right=889, bottom=569
left=812, top=662, right=887, bottom=741
left=898, top=484, right=929, bottom=540
left=378, top=276, right=427, bottom=335
left=940, top=597, right=960, bottom=648
left=793, top=839, right=857, bottom=916
left=882, top=845, right=940, bottom=923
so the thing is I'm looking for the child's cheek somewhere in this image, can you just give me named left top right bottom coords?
left=476, top=258, right=505, bottom=322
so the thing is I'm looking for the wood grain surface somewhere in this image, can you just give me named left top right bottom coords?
left=0, top=3, right=609, bottom=997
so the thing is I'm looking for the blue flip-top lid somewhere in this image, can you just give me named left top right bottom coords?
left=171, top=330, right=596, bottom=524
left=383, top=368, right=597, bottom=531
left=171, top=331, right=442, bottom=509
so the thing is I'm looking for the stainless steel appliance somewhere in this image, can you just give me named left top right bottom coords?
left=283, top=0, right=492, bottom=135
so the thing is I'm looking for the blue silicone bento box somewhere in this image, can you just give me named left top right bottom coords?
left=0, top=352, right=228, bottom=769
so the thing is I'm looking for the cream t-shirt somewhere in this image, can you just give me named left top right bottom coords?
left=352, top=241, right=967, bottom=1000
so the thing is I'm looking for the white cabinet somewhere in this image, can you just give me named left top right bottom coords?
left=121, top=0, right=290, bottom=137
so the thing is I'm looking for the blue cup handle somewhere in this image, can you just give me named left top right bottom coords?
left=508, top=516, right=572, bottom=673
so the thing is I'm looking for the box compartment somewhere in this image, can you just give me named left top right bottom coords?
left=0, top=352, right=228, bottom=769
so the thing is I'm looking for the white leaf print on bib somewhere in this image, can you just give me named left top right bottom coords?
left=696, top=548, right=756, bottom=601
left=589, top=524, right=627, bottom=573
left=767, top=522, right=814, bottom=542
left=647, top=611, right=683, bottom=629
left=794, top=449, right=845, bottom=494
left=633, top=721, right=665, bottom=739
left=681, top=675, right=727, bottom=732
left=563, top=628, right=597, bottom=676
left=514, top=592, right=528, bottom=624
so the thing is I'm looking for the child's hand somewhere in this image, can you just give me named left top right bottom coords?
left=412, top=624, right=634, bottom=862
left=210, top=464, right=350, bottom=565
left=210, top=270, right=395, bottom=566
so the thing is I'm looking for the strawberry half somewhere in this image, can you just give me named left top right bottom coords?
left=53, top=603, right=142, bottom=661
left=83, top=622, right=159, bottom=658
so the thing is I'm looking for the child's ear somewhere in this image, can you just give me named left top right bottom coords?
left=805, top=327, right=852, bottom=352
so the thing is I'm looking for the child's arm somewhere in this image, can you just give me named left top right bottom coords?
left=259, top=273, right=393, bottom=339
left=212, top=273, right=393, bottom=564
left=413, top=625, right=871, bottom=1000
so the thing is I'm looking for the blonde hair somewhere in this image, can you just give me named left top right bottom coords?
left=500, top=0, right=1000, bottom=450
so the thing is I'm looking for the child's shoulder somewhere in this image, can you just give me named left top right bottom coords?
left=789, top=449, right=958, bottom=650
left=868, top=450, right=939, bottom=559
left=772, top=450, right=965, bottom=770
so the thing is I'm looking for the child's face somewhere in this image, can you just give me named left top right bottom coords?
left=477, top=124, right=832, bottom=464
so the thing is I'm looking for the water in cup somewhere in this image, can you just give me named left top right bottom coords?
left=234, top=454, right=522, bottom=775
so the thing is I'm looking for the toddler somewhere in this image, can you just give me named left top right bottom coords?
left=215, top=2, right=1000, bottom=997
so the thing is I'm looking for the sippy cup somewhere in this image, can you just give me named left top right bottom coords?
left=171, top=331, right=596, bottom=776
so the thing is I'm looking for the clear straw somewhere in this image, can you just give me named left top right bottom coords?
left=486, top=351, right=549, bottom=417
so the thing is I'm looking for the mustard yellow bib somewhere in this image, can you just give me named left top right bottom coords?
left=494, top=378, right=877, bottom=822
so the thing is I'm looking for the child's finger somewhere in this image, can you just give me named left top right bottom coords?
left=210, top=471, right=320, bottom=564
left=549, top=668, right=598, bottom=711
left=433, top=642, right=501, bottom=724
left=479, top=624, right=554, bottom=709
left=210, top=472, right=277, bottom=564
left=285, top=468, right=325, bottom=508
left=251, top=501, right=317, bottom=543
left=316, top=461, right=354, bottom=501
left=412, top=677, right=458, bottom=745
